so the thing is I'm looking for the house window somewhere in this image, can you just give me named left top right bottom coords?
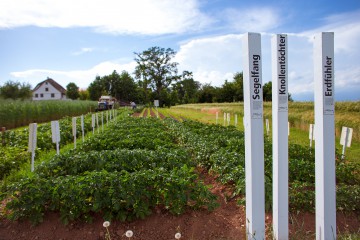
left=35, top=94, right=38, bottom=98
left=51, top=93, right=55, bottom=98
left=45, top=88, right=49, bottom=92
left=40, top=94, right=44, bottom=98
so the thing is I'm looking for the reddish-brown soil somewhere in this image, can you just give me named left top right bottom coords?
left=201, top=108, right=221, bottom=115
left=143, top=109, right=148, bottom=118
left=149, top=108, right=156, bottom=118
left=1, top=169, right=359, bottom=240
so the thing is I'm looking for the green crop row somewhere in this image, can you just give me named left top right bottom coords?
left=2, top=115, right=218, bottom=225
left=163, top=118, right=360, bottom=212
left=0, top=109, right=123, bottom=181
left=0, top=99, right=98, bottom=129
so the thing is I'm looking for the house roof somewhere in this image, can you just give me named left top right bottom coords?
left=32, top=78, right=66, bottom=94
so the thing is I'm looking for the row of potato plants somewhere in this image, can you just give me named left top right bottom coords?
left=163, top=119, right=360, bottom=212
left=2, top=116, right=218, bottom=225
left=0, top=109, right=117, bottom=181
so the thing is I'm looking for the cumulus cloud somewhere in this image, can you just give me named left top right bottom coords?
left=11, top=61, right=137, bottom=89
left=0, top=0, right=211, bottom=35
left=72, top=48, right=94, bottom=56
left=175, top=19, right=360, bottom=100
left=222, top=7, right=280, bottom=32
left=175, top=34, right=243, bottom=86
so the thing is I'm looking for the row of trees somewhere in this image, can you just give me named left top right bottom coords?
left=1, top=46, right=290, bottom=104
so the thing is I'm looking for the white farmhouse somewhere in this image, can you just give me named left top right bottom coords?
left=32, top=78, right=67, bottom=100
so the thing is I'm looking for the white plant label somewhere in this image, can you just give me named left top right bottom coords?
left=81, top=115, right=85, bottom=142
left=340, top=127, right=353, bottom=147
left=51, top=120, right=60, bottom=143
left=28, top=123, right=37, bottom=153
left=28, top=123, right=37, bottom=172
left=154, top=100, right=159, bottom=107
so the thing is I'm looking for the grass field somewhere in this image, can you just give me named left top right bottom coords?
left=167, top=102, right=360, bottom=163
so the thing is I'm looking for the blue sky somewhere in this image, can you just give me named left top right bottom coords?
left=1, top=0, right=360, bottom=101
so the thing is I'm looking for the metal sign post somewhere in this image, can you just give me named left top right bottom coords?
left=271, top=34, right=289, bottom=240
left=314, top=32, right=336, bottom=240
left=243, top=32, right=265, bottom=239
left=28, top=123, right=37, bottom=172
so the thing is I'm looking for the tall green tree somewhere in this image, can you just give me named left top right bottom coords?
left=197, top=83, right=217, bottom=103
left=79, top=89, right=90, bottom=100
left=0, top=80, right=32, bottom=100
left=263, top=81, right=272, bottom=101
left=172, top=71, right=200, bottom=104
left=66, top=82, right=80, bottom=100
left=87, top=70, right=139, bottom=102
left=134, top=47, right=180, bottom=105
left=233, top=72, right=244, bottom=101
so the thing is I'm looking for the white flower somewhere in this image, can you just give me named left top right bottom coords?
left=125, top=230, right=133, bottom=238
left=175, top=232, right=181, bottom=239
left=103, top=221, right=110, bottom=228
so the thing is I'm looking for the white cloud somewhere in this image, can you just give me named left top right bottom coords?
left=175, top=19, right=360, bottom=100
left=0, top=0, right=212, bottom=35
left=11, top=61, right=137, bottom=89
left=175, top=34, right=243, bottom=86
left=222, top=7, right=280, bottom=32
left=72, top=48, right=94, bottom=56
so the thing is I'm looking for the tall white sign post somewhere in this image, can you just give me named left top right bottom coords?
left=72, top=117, right=77, bottom=149
left=271, top=34, right=289, bottom=240
left=242, top=32, right=265, bottom=239
left=314, top=32, right=336, bottom=240
left=51, top=120, right=60, bottom=155
left=28, top=123, right=37, bottom=172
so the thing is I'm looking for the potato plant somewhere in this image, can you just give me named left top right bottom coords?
left=163, top=118, right=360, bottom=212
left=3, top=116, right=218, bottom=225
